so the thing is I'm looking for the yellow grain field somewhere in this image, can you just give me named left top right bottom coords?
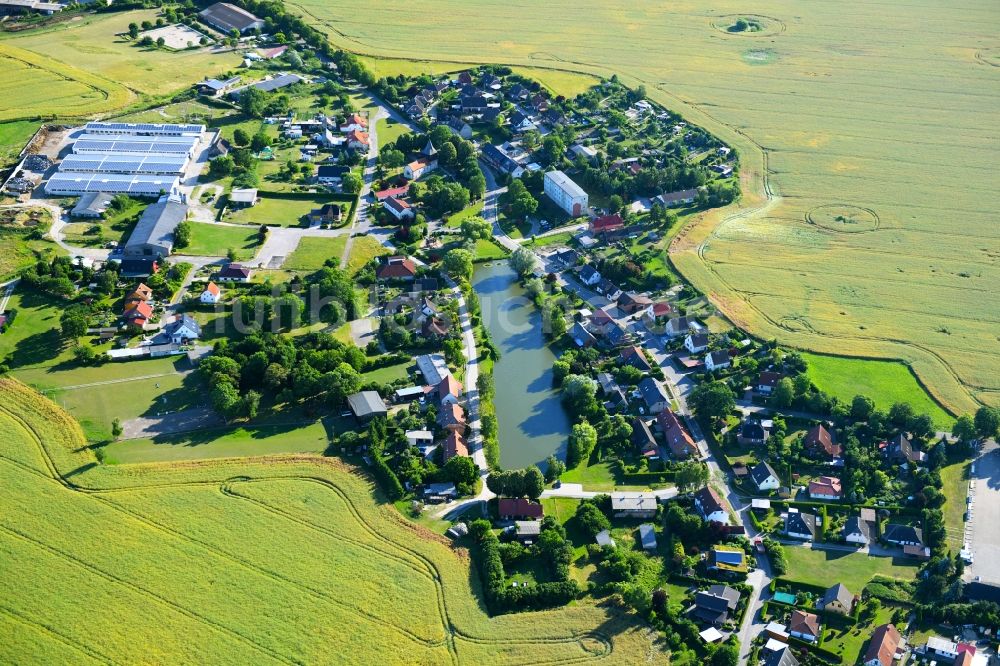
left=0, top=377, right=664, bottom=664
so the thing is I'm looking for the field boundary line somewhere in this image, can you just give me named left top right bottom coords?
left=0, top=522, right=293, bottom=665
left=0, top=603, right=115, bottom=665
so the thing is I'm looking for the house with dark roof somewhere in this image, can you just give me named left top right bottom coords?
left=709, top=547, right=748, bottom=574
left=217, top=263, right=252, bottom=282
left=118, top=258, right=159, bottom=277
left=597, top=279, right=623, bottom=301
left=631, top=417, right=659, bottom=459
left=694, top=486, right=729, bottom=524
left=498, top=498, right=544, bottom=520
left=785, top=509, right=817, bottom=540
left=764, top=644, right=800, bottom=666
left=819, top=583, right=856, bottom=615
left=307, top=203, right=342, bottom=225
left=570, top=321, right=597, bottom=348
left=656, top=409, right=699, bottom=458
left=705, top=350, right=731, bottom=372
left=383, top=196, right=414, bottom=221
left=750, top=461, right=781, bottom=491
left=637, top=377, right=669, bottom=414
left=757, top=371, right=784, bottom=395
left=692, top=585, right=740, bottom=625
left=883, top=523, right=923, bottom=547
left=684, top=332, right=709, bottom=354
left=159, top=314, right=200, bottom=344
left=347, top=391, right=387, bottom=423
left=843, top=509, right=878, bottom=545
left=618, top=291, right=653, bottom=314
left=737, top=419, right=769, bottom=446
left=603, top=322, right=631, bottom=349
left=578, top=264, right=601, bottom=286
left=804, top=424, right=842, bottom=459
left=621, top=345, right=652, bottom=372
left=864, top=624, right=902, bottom=666
left=883, top=434, right=924, bottom=465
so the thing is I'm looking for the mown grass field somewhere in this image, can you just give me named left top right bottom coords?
left=346, top=235, right=390, bottom=275
left=801, top=352, right=954, bottom=428
left=0, top=9, right=240, bottom=102
left=290, top=0, right=1000, bottom=414
left=184, top=222, right=260, bottom=260
left=0, top=377, right=665, bottom=664
left=783, top=546, right=917, bottom=593
left=283, top=235, right=348, bottom=271
left=376, top=117, right=411, bottom=150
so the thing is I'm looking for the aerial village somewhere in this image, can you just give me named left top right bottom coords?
left=0, top=3, right=992, bottom=665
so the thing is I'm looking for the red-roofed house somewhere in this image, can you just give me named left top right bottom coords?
left=863, top=624, right=902, bottom=666
left=123, top=300, right=153, bottom=328
left=375, top=184, right=410, bottom=201
left=438, top=403, right=466, bottom=433
left=442, top=431, right=468, bottom=462
left=347, top=129, right=369, bottom=150
left=340, top=113, right=368, bottom=131
left=805, top=424, right=842, bottom=459
left=436, top=375, right=463, bottom=405
left=384, top=196, right=414, bottom=221
left=404, top=157, right=437, bottom=180
left=621, top=345, right=652, bottom=372
left=498, top=498, right=544, bottom=520
left=590, top=213, right=624, bottom=237
left=200, top=281, right=222, bottom=304
left=656, top=409, right=699, bottom=459
left=809, top=476, right=843, bottom=500
left=376, top=256, right=417, bottom=281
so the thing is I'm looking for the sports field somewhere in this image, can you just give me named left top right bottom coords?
left=290, top=0, right=1000, bottom=414
left=0, top=377, right=663, bottom=664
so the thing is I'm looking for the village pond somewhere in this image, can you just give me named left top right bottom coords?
left=472, top=261, right=572, bottom=470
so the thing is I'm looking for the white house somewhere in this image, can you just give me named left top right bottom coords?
left=199, top=281, right=222, bottom=304
left=384, top=196, right=415, bottom=221
left=578, top=264, right=601, bottom=286
left=403, top=157, right=437, bottom=180
left=160, top=315, right=200, bottom=344
left=694, top=486, right=730, bottom=524
left=750, top=461, right=781, bottom=491
left=705, top=350, right=731, bottom=372
left=543, top=170, right=588, bottom=217
left=685, top=333, right=709, bottom=354
left=405, top=430, right=434, bottom=448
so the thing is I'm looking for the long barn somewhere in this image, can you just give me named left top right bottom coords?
left=59, top=153, right=189, bottom=176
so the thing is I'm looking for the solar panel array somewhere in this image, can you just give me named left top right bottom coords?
left=73, top=139, right=196, bottom=156
left=60, top=153, right=189, bottom=176
left=45, top=173, right=180, bottom=196
left=83, top=121, right=204, bottom=136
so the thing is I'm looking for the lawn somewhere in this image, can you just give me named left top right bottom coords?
left=0, top=290, right=77, bottom=370
left=820, top=604, right=895, bottom=665
left=102, top=420, right=332, bottom=464
left=560, top=459, right=618, bottom=492
left=472, top=238, right=508, bottom=261
left=284, top=235, right=348, bottom=271
left=801, top=352, right=954, bottom=428
left=0, top=119, right=37, bottom=165
left=529, top=231, right=574, bottom=248
left=940, top=459, right=971, bottom=552
left=346, top=235, right=390, bottom=275
left=0, top=376, right=663, bottom=664
left=361, top=360, right=412, bottom=384
left=783, top=546, right=917, bottom=593
left=184, top=222, right=261, bottom=260
left=0, top=233, right=60, bottom=281
left=445, top=201, right=484, bottom=229
left=376, top=117, right=411, bottom=150
left=227, top=195, right=327, bottom=228
left=296, top=0, right=999, bottom=417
